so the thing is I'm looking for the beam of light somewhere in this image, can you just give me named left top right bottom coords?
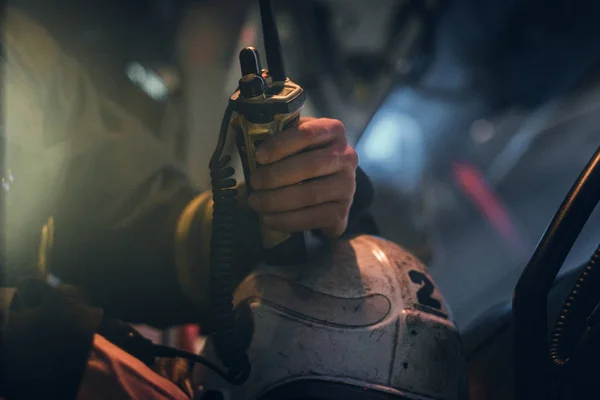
left=358, top=110, right=425, bottom=191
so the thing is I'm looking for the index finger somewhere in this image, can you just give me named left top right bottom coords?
left=255, top=118, right=345, bottom=164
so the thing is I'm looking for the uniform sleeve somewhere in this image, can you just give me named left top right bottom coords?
left=2, top=9, right=375, bottom=330
left=77, top=335, right=191, bottom=400
left=4, top=9, right=209, bottom=328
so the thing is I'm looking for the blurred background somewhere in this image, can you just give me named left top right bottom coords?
left=10, top=0, right=600, bottom=336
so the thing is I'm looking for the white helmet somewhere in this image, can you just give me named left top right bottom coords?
left=196, top=235, right=468, bottom=400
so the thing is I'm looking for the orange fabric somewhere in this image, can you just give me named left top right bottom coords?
left=76, top=335, right=191, bottom=400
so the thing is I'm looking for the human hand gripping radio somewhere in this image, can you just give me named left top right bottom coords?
left=247, top=116, right=358, bottom=240
left=206, top=0, right=358, bottom=384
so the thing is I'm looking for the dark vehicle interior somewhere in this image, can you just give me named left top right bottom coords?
left=6, top=0, right=600, bottom=399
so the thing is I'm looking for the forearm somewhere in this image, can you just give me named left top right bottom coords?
left=50, top=183, right=204, bottom=329
left=49, top=173, right=258, bottom=329
left=4, top=8, right=375, bottom=330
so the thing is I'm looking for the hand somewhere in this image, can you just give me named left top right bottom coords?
left=248, top=117, right=358, bottom=239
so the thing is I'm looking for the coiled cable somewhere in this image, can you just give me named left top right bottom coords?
left=550, top=244, right=600, bottom=368
left=207, top=102, right=251, bottom=385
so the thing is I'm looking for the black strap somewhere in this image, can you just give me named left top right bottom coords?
left=349, top=166, right=375, bottom=221
left=345, top=166, right=377, bottom=236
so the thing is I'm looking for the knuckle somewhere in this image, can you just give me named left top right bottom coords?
left=323, top=145, right=343, bottom=166
left=329, top=118, right=346, bottom=135
left=330, top=119, right=347, bottom=144
left=345, top=146, right=359, bottom=167
left=331, top=151, right=344, bottom=170
left=351, top=150, right=359, bottom=167
left=300, top=116, right=317, bottom=124
left=309, top=149, right=329, bottom=172
left=343, top=163, right=357, bottom=181
left=331, top=173, right=352, bottom=198
left=300, top=121, right=321, bottom=138
left=337, top=153, right=354, bottom=172
left=330, top=145, right=356, bottom=168
left=303, top=118, right=345, bottom=140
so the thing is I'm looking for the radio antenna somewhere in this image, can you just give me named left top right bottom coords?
left=259, top=0, right=286, bottom=82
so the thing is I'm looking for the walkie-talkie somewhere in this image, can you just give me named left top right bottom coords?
left=231, top=3, right=307, bottom=265
left=211, top=0, right=307, bottom=267
left=207, top=0, right=306, bottom=385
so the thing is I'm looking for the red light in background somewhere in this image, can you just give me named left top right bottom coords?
left=452, top=162, right=529, bottom=258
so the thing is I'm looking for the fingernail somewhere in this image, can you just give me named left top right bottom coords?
left=255, top=147, right=268, bottom=164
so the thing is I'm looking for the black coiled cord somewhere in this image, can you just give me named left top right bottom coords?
left=550, top=244, right=600, bottom=368
left=207, top=102, right=251, bottom=385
